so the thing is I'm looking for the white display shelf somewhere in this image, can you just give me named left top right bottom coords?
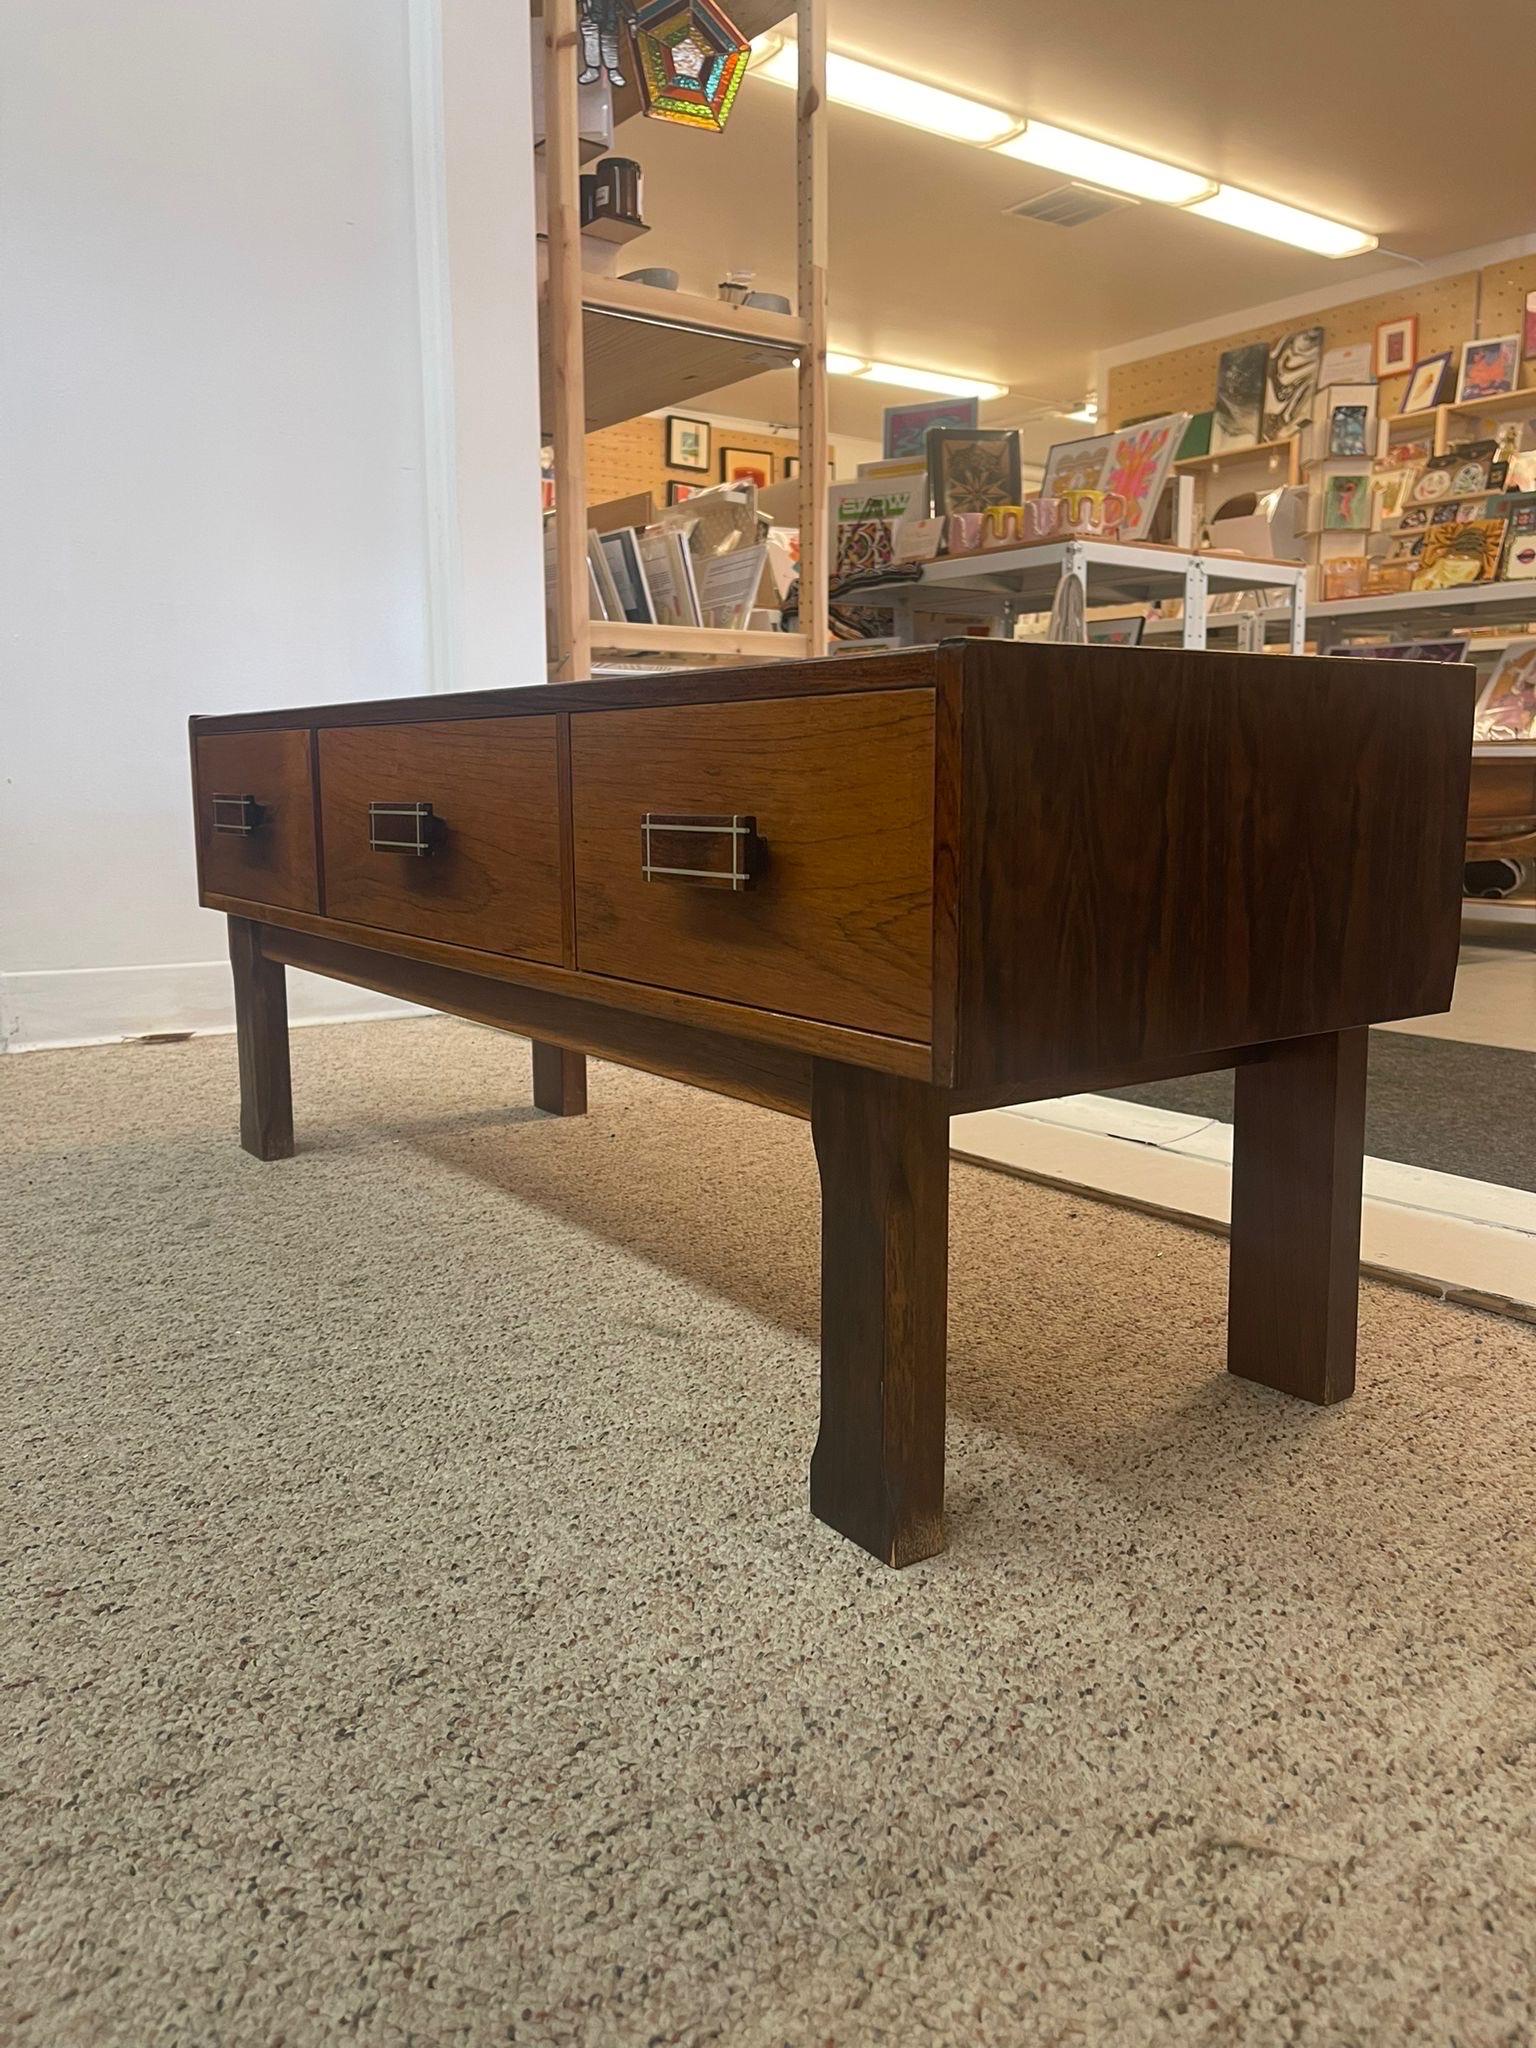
left=856, top=540, right=1307, bottom=652
left=1310, top=581, right=1536, bottom=649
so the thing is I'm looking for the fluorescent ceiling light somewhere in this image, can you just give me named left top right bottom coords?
left=858, top=361, right=1008, bottom=399
left=755, top=38, right=1018, bottom=146
left=994, top=121, right=1214, bottom=207
left=825, top=351, right=869, bottom=376
left=1183, top=184, right=1378, bottom=258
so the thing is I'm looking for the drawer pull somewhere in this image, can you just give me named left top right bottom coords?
left=641, top=812, right=759, bottom=891
left=368, top=801, right=445, bottom=857
left=211, top=793, right=265, bottom=836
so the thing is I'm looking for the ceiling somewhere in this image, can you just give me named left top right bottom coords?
left=622, top=0, right=1536, bottom=452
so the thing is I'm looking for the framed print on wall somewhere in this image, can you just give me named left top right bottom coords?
left=882, top=396, right=979, bottom=461
left=925, top=428, right=1022, bottom=516
left=1401, top=352, right=1453, bottom=415
left=1456, top=335, right=1521, bottom=404
left=665, top=479, right=701, bottom=506
left=666, top=414, right=711, bottom=471
left=1374, top=315, right=1418, bottom=380
left=720, top=446, right=774, bottom=489
left=783, top=455, right=801, bottom=479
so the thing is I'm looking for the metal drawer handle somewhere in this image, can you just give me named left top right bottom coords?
left=641, top=812, right=760, bottom=891
left=368, top=801, right=445, bottom=856
left=211, top=793, right=265, bottom=836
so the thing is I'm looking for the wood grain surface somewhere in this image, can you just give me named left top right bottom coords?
left=193, top=729, right=320, bottom=914
left=571, top=690, right=936, bottom=1041
left=318, top=719, right=563, bottom=962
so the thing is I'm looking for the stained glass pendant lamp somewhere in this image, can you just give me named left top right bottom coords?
left=633, top=0, right=750, bottom=130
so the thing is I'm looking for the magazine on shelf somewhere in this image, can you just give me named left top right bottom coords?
left=694, top=543, right=768, bottom=630
left=637, top=526, right=702, bottom=627
left=587, top=531, right=623, bottom=621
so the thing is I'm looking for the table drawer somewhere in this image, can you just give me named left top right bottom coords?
left=571, top=690, right=935, bottom=1039
left=194, top=729, right=320, bottom=913
left=318, top=718, right=564, bottom=962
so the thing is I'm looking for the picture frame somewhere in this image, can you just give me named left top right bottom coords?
left=925, top=428, right=1021, bottom=517
left=783, top=455, right=801, bottom=480
left=882, top=396, right=979, bottom=461
left=720, top=445, right=774, bottom=489
left=1040, top=431, right=1114, bottom=499
left=665, top=414, right=711, bottom=472
left=1100, top=411, right=1190, bottom=540
left=1401, top=353, right=1454, bottom=415
left=1473, top=642, right=1536, bottom=740
left=1411, top=518, right=1508, bottom=591
left=1374, top=315, right=1418, bottom=380
left=665, top=479, right=701, bottom=506
left=1085, top=615, right=1146, bottom=647
left=1322, top=473, right=1371, bottom=531
left=597, top=527, right=655, bottom=624
left=1456, top=335, right=1521, bottom=405
left=1524, top=290, right=1536, bottom=365
left=1211, top=340, right=1268, bottom=453
left=1375, top=467, right=1417, bottom=522
left=1328, top=404, right=1371, bottom=459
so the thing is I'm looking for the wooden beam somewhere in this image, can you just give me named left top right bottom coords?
left=543, top=0, right=592, bottom=682
left=796, top=0, right=829, bottom=657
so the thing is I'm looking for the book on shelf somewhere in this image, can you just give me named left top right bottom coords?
left=587, top=531, right=624, bottom=621
left=597, top=528, right=655, bottom=625
left=695, top=544, right=768, bottom=630
left=636, top=525, right=702, bottom=627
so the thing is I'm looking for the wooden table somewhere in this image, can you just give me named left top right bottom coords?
left=191, top=643, right=1473, bottom=1566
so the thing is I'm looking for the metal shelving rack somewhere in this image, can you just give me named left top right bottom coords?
left=538, top=0, right=828, bottom=679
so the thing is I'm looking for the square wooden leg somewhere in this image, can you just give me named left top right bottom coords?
left=532, top=1040, right=587, bottom=1116
left=228, top=916, right=294, bottom=1161
left=1228, top=1028, right=1368, bottom=1405
left=809, top=1060, right=948, bottom=1566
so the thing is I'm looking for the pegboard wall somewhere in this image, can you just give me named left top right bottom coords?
left=1105, top=253, right=1536, bottom=428
left=585, top=416, right=800, bottom=507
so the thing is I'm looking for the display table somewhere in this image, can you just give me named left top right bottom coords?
left=191, top=643, right=1472, bottom=1566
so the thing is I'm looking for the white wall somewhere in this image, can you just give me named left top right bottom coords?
left=0, top=0, right=545, bottom=1050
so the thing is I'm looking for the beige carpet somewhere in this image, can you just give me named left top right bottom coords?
left=4, top=1016, right=1534, bottom=2048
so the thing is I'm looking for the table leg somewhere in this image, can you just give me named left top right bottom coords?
left=809, top=1060, right=948, bottom=1566
left=228, top=915, right=294, bottom=1161
left=531, top=1041, right=587, bottom=1116
left=1227, top=1028, right=1368, bottom=1405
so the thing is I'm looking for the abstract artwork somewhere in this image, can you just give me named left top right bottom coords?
left=1402, top=353, right=1453, bottom=414
left=1212, top=341, right=1269, bottom=452
left=1322, top=473, right=1371, bottom=531
left=1328, top=404, right=1370, bottom=458
left=666, top=414, right=711, bottom=471
left=1473, top=641, right=1536, bottom=740
left=632, top=0, right=750, bottom=130
left=925, top=429, right=1022, bottom=517
left=719, top=446, right=773, bottom=489
left=1040, top=432, right=1114, bottom=499
left=1456, top=335, right=1521, bottom=405
left=1260, top=326, right=1323, bottom=442
left=1412, top=519, right=1508, bottom=590
left=1374, top=315, right=1418, bottom=379
left=1101, top=412, right=1189, bottom=540
left=882, top=398, right=979, bottom=461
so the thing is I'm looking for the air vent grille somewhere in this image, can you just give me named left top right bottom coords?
left=1007, top=181, right=1138, bottom=228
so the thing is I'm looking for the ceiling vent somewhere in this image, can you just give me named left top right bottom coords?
left=1007, top=181, right=1138, bottom=228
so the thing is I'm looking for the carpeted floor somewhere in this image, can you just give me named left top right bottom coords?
left=5, top=1016, right=1535, bottom=2048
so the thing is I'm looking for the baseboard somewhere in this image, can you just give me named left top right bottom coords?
left=952, top=1099, right=1536, bottom=1322
left=0, top=960, right=427, bottom=1053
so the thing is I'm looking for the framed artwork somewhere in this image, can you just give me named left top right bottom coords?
left=1412, top=519, right=1508, bottom=590
left=1328, top=404, right=1370, bottom=458
left=1525, top=291, right=1536, bottom=365
left=1319, top=342, right=1373, bottom=386
left=1456, top=335, right=1521, bottom=405
left=1212, top=341, right=1268, bottom=452
left=597, top=528, right=655, bottom=624
left=1040, top=431, right=1113, bottom=499
left=1085, top=615, right=1146, bottom=647
left=783, top=456, right=801, bottom=479
left=1322, top=473, right=1371, bottom=531
left=925, top=428, right=1022, bottom=516
left=1101, top=412, right=1189, bottom=539
left=1375, top=467, right=1417, bottom=522
left=1351, top=640, right=1469, bottom=661
left=1402, top=354, right=1454, bottom=415
left=1473, top=641, right=1536, bottom=740
left=1409, top=455, right=1460, bottom=506
left=720, top=446, right=774, bottom=489
left=1374, top=316, right=1418, bottom=380
left=1503, top=505, right=1536, bottom=581
left=1507, top=450, right=1536, bottom=494
left=666, top=414, right=711, bottom=471
left=1261, top=326, right=1323, bottom=442
left=1319, top=555, right=1367, bottom=601
left=882, top=396, right=979, bottom=461
left=665, top=479, right=701, bottom=506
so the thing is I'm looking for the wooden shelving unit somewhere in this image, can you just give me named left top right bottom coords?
left=1174, top=436, right=1301, bottom=484
left=539, top=0, right=828, bottom=680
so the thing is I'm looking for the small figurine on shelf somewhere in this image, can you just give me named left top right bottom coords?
left=579, top=0, right=636, bottom=87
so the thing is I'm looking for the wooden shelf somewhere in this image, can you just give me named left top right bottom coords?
left=540, top=275, right=807, bottom=434
left=1440, top=385, right=1536, bottom=418
left=591, top=621, right=811, bottom=663
left=1176, top=437, right=1297, bottom=476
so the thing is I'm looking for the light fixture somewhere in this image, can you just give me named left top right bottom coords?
left=1064, top=400, right=1099, bottom=423
left=994, top=121, right=1214, bottom=207
left=1182, top=184, right=1378, bottom=258
left=753, top=38, right=1019, bottom=146
left=822, top=353, right=1007, bottom=399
